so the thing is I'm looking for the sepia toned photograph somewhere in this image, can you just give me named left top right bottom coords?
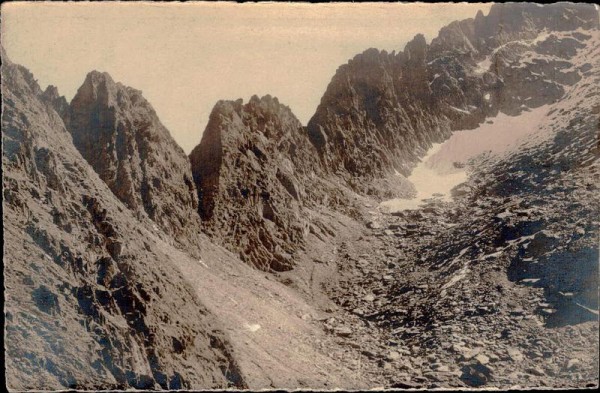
left=1, top=1, right=598, bottom=390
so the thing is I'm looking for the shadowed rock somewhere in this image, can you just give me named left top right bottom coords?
left=68, top=71, right=203, bottom=255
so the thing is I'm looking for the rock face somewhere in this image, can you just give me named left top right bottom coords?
left=68, top=71, right=202, bottom=255
left=41, top=85, right=70, bottom=125
left=307, top=36, right=452, bottom=183
left=427, top=3, right=598, bottom=117
left=307, top=2, right=599, bottom=187
left=475, top=3, right=598, bottom=46
left=2, top=54, right=244, bottom=390
left=189, top=95, right=326, bottom=271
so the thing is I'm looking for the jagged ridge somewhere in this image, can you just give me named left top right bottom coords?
left=2, top=53, right=244, bottom=390
left=189, top=95, right=333, bottom=271
left=307, top=2, right=598, bottom=186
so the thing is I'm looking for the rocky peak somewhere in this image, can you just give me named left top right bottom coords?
left=68, top=71, right=203, bottom=255
left=41, top=84, right=61, bottom=101
left=476, top=3, right=598, bottom=50
left=307, top=35, right=448, bottom=185
left=247, top=93, right=279, bottom=109
left=429, top=19, right=477, bottom=57
left=404, top=34, right=427, bottom=63
left=1, top=51, right=44, bottom=99
left=75, top=71, right=119, bottom=109
left=403, top=34, right=431, bottom=101
left=42, top=85, right=70, bottom=125
left=190, top=96, right=322, bottom=271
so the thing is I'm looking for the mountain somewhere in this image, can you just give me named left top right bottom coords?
left=2, top=52, right=244, bottom=390
left=189, top=2, right=598, bottom=272
left=3, top=2, right=599, bottom=390
left=307, top=36, right=453, bottom=190
left=326, top=27, right=600, bottom=388
left=68, top=72, right=203, bottom=255
left=189, top=95, right=351, bottom=271
left=307, top=2, right=599, bottom=189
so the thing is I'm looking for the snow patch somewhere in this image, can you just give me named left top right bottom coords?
left=475, top=56, right=492, bottom=74
left=380, top=143, right=468, bottom=212
left=429, top=73, right=441, bottom=86
left=521, top=278, right=541, bottom=284
left=245, top=323, right=262, bottom=332
left=449, top=105, right=471, bottom=114
left=380, top=105, right=553, bottom=213
left=427, top=105, right=552, bottom=175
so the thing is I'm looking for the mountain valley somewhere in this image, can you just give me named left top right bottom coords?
left=2, top=3, right=599, bottom=390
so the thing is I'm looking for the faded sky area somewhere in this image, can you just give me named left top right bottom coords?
left=1, top=2, right=492, bottom=153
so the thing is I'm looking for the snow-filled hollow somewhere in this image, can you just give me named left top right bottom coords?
left=380, top=105, right=552, bottom=213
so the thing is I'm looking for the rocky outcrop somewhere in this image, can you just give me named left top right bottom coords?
left=307, top=36, right=451, bottom=183
left=431, top=3, right=598, bottom=59
left=475, top=3, right=598, bottom=48
left=429, top=3, right=598, bottom=116
left=41, top=85, right=70, bottom=126
left=68, top=72, right=202, bottom=255
left=189, top=95, right=329, bottom=271
left=2, top=54, right=244, bottom=390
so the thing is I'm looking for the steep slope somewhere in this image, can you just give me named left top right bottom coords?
left=189, top=95, right=352, bottom=271
left=2, top=54, right=244, bottom=390
left=307, top=36, right=454, bottom=185
left=326, top=29, right=600, bottom=389
left=307, top=3, right=598, bottom=193
left=68, top=71, right=203, bottom=255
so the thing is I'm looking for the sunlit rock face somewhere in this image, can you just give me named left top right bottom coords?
left=307, top=35, right=452, bottom=182
left=190, top=95, right=325, bottom=271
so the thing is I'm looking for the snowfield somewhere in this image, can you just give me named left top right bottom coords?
left=381, top=104, right=551, bottom=212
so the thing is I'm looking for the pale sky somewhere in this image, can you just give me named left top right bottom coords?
left=1, top=1, right=492, bottom=153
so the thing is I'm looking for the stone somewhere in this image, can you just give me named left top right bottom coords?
left=368, top=221, right=382, bottom=229
left=507, top=348, right=524, bottom=362
left=475, top=354, right=490, bottom=365
left=460, top=362, right=493, bottom=387
left=527, top=367, right=545, bottom=377
left=387, top=351, right=401, bottom=361
left=566, top=358, right=581, bottom=370
left=334, top=327, right=353, bottom=337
